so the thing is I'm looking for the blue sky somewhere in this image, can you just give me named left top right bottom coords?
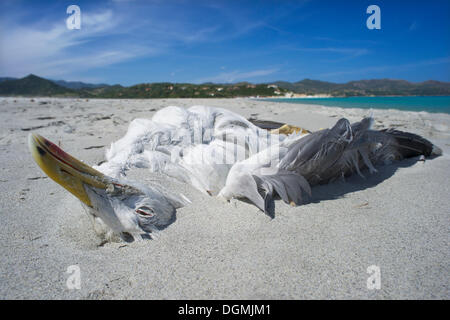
left=0, top=0, right=449, bottom=85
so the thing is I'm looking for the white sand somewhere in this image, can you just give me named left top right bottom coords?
left=0, top=97, right=449, bottom=299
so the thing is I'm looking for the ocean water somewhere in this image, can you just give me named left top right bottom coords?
left=266, top=96, right=450, bottom=114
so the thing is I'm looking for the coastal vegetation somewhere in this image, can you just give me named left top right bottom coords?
left=1, top=74, right=449, bottom=98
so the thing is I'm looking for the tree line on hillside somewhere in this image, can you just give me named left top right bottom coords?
left=0, top=74, right=449, bottom=98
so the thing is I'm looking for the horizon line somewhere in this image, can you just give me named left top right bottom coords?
left=2, top=74, right=450, bottom=87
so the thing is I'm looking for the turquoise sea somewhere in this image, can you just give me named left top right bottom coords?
left=266, top=96, right=450, bottom=114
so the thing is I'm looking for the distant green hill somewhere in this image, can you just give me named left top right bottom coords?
left=86, top=82, right=284, bottom=98
left=274, top=79, right=450, bottom=96
left=0, top=76, right=112, bottom=90
left=0, top=74, right=75, bottom=96
left=0, top=75, right=284, bottom=98
left=0, top=77, right=16, bottom=83
left=0, top=74, right=449, bottom=98
left=52, top=79, right=113, bottom=90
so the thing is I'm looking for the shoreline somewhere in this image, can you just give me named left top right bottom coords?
left=263, top=94, right=450, bottom=98
left=2, top=96, right=450, bottom=117
left=260, top=96, right=450, bottom=115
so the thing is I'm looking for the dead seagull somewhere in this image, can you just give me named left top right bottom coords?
left=28, top=105, right=442, bottom=240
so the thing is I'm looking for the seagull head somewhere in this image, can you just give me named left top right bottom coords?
left=28, top=133, right=187, bottom=241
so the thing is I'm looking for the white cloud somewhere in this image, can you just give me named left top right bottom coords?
left=289, top=46, right=370, bottom=57
left=0, top=9, right=154, bottom=78
left=409, top=21, right=418, bottom=31
left=197, top=68, right=279, bottom=83
left=0, top=4, right=255, bottom=80
left=319, top=57, right=450, bottom=78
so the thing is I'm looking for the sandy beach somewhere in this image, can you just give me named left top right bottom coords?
left=0, top=97, right=449, bottom=299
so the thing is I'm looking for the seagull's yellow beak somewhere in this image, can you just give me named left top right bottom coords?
left=28, top=133, right=108, bottom=207
left=270, top=124, right=310, bottom=135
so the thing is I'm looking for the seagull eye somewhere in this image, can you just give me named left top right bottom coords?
left=136, top=206, right=154, bottom=217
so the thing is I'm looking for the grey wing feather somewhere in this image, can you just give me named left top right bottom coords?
left=279, top=118, right=354, bottom=184
left=252, top=169, right=311, bottom=216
